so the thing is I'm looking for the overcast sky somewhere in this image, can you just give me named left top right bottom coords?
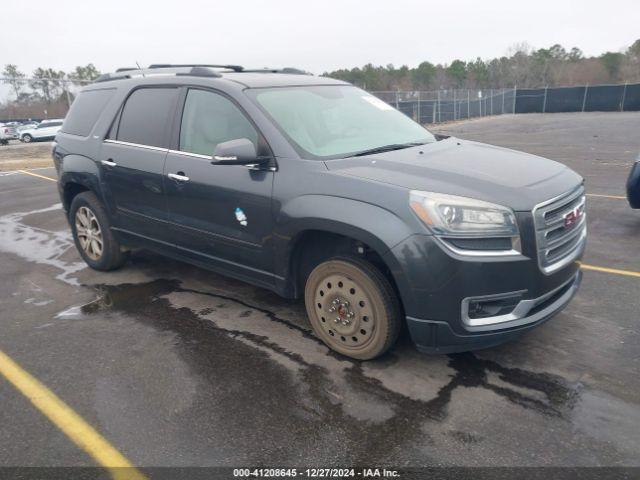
left=1, top=0, right=639, bottom=75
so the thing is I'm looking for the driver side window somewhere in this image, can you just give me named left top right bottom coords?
left=179, top=89, right=258, bottom=157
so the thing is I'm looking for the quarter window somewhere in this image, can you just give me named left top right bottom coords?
left=179, top=89, right=258, bottom=157
left=63, top=89, right=115, bottom=137
left=117, top=88, right=177, bottom=148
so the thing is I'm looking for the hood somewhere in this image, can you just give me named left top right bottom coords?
left=324, top=137, right=583, bottom=211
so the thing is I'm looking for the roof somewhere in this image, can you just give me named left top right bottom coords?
left=94, top=65, right=349, bottom=88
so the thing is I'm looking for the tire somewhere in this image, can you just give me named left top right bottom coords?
left=69, top=191, right=127, bottom=271
left=22, top=134, right=32, bottom=143
left=304, top=256, right=401, bottom=360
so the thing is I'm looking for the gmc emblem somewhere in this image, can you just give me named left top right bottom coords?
left=564, top=207, right=583, bottom=228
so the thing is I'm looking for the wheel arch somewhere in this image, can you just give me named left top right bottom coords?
left=273, top=196, right=416, bottom=313
left=59, top=154, right=103, bottom=213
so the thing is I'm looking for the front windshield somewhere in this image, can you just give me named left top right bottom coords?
left=250, top=85, right=436, bottom=159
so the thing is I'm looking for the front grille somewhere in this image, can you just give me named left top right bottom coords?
left=533, top=186, right=586, bottom=274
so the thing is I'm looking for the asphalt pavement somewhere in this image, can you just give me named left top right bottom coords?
left=0, top=112, right=638, bottom=473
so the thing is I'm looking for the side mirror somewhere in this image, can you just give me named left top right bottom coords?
left=211, top=138, right=266, bottom=166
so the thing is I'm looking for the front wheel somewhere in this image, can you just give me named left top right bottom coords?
left=22, top=134, right=32, bottom=143
left=304, top=256, right=402, bottom=360
left=69, top=191, right=127, bottom=271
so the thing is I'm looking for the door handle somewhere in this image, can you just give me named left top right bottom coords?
left=168, top=172, right=190, bottom=182
left=101, top=159, right=117, bottom=167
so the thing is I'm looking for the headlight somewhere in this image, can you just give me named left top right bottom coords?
left=409, top=191, right=519, bottom=237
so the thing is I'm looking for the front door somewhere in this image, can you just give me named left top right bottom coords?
left=164, top=88, right=275, bottom=286
left=100, top=87, right=179, bottom=241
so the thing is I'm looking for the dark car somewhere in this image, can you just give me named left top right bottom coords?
left=53, top=64, right=586, bottom=360
left=627, top=154, right=640, bottom=209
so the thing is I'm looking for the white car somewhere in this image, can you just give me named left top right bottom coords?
left=16, top=121, right=40, bottom=136
left=20, top=119, right=64, bottom=143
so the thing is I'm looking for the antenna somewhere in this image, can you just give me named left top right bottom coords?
left=135, top=61, right=145, bottom=77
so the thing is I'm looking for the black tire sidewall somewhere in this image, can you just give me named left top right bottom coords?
left=22, top=134, right=32, bottom=143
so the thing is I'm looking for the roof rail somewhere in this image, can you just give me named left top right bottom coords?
left=94, top=65, right=222, bottom=83
left=242, top=67, right=310, bottom=75
left=93, top=64, right=311, bottom=84
left=148, top=63, right=244, bottom=72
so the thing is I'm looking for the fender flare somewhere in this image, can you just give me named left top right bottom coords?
left=273, top=195, right=417, bottom=307
left=58, top=154, right=104, bottom=211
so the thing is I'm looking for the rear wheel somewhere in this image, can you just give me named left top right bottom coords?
left=22, top=134, right=32, bottom=143
left=69, top=191, right=127, bottom=271
left=304, top=256, right=401, bottom=360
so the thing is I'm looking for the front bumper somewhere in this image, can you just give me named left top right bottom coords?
left=406, top=269, right=582, bottom=353
left=383, top=209, right=585, bottom=353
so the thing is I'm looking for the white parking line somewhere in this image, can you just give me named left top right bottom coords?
left=0, top=166, right=56, bottom=177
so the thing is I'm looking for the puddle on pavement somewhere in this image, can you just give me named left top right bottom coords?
left=76, top=280, right=584, bottom=425
left=3, top=204, right=637, bottom=462
left=26, top=267, right=640, bottom=463
left=0, top=203, right=86, bottom=285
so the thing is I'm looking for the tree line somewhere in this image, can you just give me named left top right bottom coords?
left=324, top=40, right=640, bottom=91
left=2, top=40, right=640, bottom=118
left=1, top=64, right=101, bottom=119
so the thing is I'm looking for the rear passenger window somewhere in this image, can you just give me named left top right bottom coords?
left=117, top=88, right=177, bottom=148
left=62, top=89, right=115, bottom=136
left=179, top=89, right=258, bottom=156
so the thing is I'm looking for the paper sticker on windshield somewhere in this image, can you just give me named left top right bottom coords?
left=362, top=96, right=394, bottom=111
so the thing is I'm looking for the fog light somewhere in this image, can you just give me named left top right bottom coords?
left=467, top=294, right=522, bottom=320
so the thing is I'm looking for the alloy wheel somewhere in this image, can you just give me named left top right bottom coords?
left=75, top=206, right=103, bottom=260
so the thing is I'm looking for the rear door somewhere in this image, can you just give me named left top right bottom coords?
left=38, top=121, right=61, bottom=139
left=163, top=87, right=275, bottom=286
left=34, top=122, right=54, bottom=139
left=100, top=86, right=179, bottom=241
left=48, top=121, right=63, bottom=137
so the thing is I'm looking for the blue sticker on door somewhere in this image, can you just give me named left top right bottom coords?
left=235, top=207, right=248, bottom=226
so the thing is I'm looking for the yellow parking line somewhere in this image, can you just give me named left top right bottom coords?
left=581, top=263, right=640, bottom=278
left=18, top=169, right=56, bottom=182
left=586, top=193, right=627, bottom=200
left=0, top=349, right=147, bottom=480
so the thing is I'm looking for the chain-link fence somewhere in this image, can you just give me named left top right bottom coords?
left=0, top=78, right=90, bottom=122
left=372, top=82, right=640, bottom=124
left=2, top=77, right=640, bottom=125
left=514, top=83, right=640, bottom=113
left=371, top=89, right=517, bottom=124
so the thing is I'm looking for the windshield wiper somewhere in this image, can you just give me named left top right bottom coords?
left=349, top=142, right=425, bottom=157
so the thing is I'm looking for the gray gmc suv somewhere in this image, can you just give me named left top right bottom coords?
left=53, top=64, right=586, bottom=360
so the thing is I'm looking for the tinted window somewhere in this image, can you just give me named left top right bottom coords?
left=40, top=122, right=62, bottom=128
left=179, top=89, right=257, bottom=156
left=117, top=88, right=177, bottom=148
left=63, top=90, right=115, bottom=136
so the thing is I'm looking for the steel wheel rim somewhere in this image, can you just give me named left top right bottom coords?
left=314, top=273, right=376, bottom=350
left=75, top=206, right=103, bottom=260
